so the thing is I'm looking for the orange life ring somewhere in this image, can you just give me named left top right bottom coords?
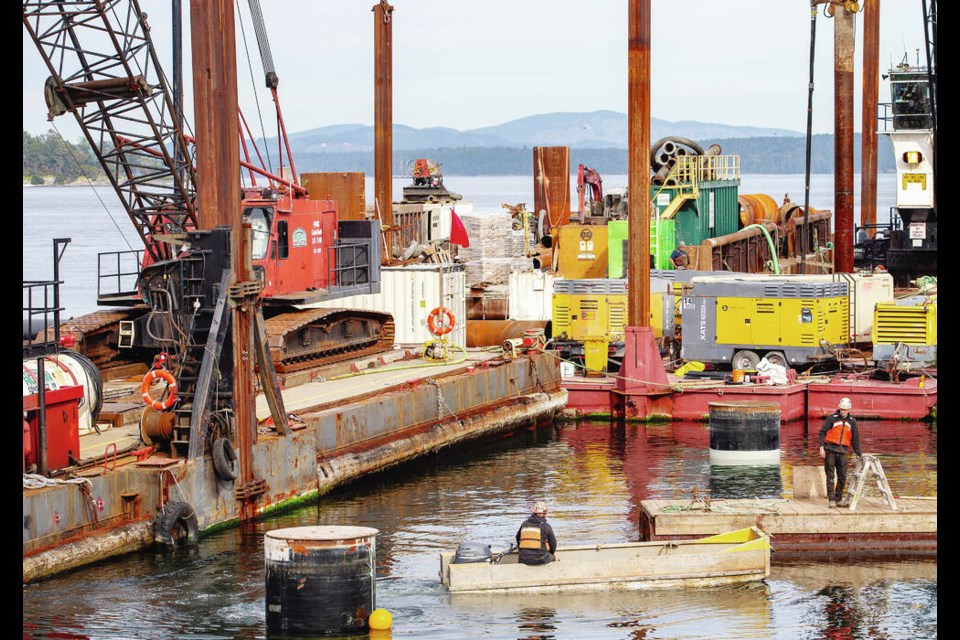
left=427, top=306, right=456, bottom=336
left=141, top=368, right=178, bottom=411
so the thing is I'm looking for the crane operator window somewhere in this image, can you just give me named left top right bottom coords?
left=244, top=207, right=272, bottom=261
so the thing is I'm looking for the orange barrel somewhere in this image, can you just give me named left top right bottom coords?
left=265, top=526, right=379, bottom=636
left=466, top=320, right=550, bottom=348
left=737, top=194, right=779, bottom=227
left=708, top=401, right=781, bottom=465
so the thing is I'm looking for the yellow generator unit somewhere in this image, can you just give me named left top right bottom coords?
left=680, top=277, right=849, bottom=370
left=872, top=298, right=937, bottom=372
left=556, top=224, right=609, bottom=279
left=551, top=279, right=673, bottom=372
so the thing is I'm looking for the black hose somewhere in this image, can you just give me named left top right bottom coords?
left=66, top=351, right=104, bottom=419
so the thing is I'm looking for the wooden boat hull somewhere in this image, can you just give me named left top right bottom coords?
left=439, top=527, right=770, bottom=593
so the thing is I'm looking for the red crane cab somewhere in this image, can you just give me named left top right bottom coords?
left=242, top=189, right=339, bottom=302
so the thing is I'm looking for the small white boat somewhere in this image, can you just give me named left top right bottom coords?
left=439, top=527, right=771, bottom=593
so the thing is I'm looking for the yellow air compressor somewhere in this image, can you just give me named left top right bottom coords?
left=872, top=298, right=937, bottom=374
left=679, top=277, right=849, bottom=369
left=550, top=279, right=673, bottom=371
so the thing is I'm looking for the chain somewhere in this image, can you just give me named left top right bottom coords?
left=529, top=359, right=546, bottom=394
left=425, top=378, right=463, bottom=426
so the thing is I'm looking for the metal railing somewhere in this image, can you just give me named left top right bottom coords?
left=23, top=280, right=63, bottom=357
left=97, top=250, right=143, bottom=301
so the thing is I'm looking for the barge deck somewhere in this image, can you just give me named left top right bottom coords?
left=23, top=350, right=565, bottom=583
left=639, top=496, right=936, bottom=558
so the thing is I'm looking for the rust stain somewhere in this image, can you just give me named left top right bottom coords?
left=23, top=515, right=150, bottom=558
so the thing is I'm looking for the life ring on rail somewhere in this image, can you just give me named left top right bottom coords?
left=153, top=501, right=200, bottom=549
left=427, top=306, right=456, bottom=336
left=141, top=368, right=178, bottom=411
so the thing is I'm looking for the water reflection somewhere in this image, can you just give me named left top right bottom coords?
left=22, top=418, right=936, bottom=640
left=452, top=583, right=774, bottom=640
left=515, top=606, right=558, bottom=639
left=710, top=464, right=783, bottom=499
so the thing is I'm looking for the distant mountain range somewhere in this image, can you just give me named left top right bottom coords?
left=277, top=110, right=804, bottom=154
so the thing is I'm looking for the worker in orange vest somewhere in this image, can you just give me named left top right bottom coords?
left=818, top=397, right=863, bottom=508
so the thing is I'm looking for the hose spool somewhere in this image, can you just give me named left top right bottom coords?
left=738, top=194, right=780, bottom=227
left=22, top=351, right=103, bottom=433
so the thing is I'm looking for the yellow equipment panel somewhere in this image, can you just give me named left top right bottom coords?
left=715, top=295, right=848, bottom=347
left=556, top=225, right=609, bottom=279
left=552, top=291, right=665, bottom=340
left=873, top=302, right=937, bottom=345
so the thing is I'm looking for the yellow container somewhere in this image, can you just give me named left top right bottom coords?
left=583, top=336, right=610, bottom=375
left=556, top=224, right=609, bottom=279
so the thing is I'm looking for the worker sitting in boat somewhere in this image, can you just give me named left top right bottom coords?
left=516, top=501, right=557, bottom=565
left=670, top=241, right=690, bottom=270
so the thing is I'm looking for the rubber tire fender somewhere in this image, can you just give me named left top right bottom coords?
left=212, top=437, right=239, bottom=482
left=154, top=501, right=199, bottom=549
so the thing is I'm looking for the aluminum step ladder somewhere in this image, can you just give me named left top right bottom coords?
left=843, top=454, right=898, bottom=511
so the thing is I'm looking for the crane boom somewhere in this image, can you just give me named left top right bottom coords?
left=23, top=0, right=198, bottom=262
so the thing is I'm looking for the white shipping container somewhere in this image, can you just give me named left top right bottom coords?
left=302, top=264, right=467, bottom=349
left=508, top=270, right=556, bottom=321
left=434, top=201, right=471, bottom=243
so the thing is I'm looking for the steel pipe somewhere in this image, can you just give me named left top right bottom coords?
left=466, top=320, right=550, bottom=348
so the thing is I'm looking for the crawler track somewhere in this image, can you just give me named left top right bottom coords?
left=264, top=308, right=395, bottom=373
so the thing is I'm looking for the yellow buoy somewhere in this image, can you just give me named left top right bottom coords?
left=369, top=608, right=393, bottom=630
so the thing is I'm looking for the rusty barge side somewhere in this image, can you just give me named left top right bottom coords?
left=23, top=352, right=565, bottom=583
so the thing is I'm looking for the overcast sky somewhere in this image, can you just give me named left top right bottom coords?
left=23, top=1, right=930, bottom=141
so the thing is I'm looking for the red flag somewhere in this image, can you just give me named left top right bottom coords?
left=450, top=208, right=470, bottom=247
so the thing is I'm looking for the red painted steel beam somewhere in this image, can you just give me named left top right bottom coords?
left=861, top=0, right=881, bottom=237
left=627, top=0, right=651, bottom=327
left=833, top=4, right=856, bottom=272
left=373, top=1, right=394, bottom=229
left=189, top=0, right=240, bottom=230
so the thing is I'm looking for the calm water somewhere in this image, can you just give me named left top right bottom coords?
left=23, top=176, right=934, bottom=640
left=22, top=173, right=896, bottom=318
left=22, top=420, right=936, bottom=639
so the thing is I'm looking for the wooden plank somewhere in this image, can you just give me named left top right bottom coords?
left=643, top=497, right=936, bottom=538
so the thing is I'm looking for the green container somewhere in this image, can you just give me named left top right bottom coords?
left=650, top=180, right=741, bottom=245
left=608, top=220, right=628, bottom=278
left=703, top=182, right=741, bottom=237
left=608, top=219, right=676, bottom=277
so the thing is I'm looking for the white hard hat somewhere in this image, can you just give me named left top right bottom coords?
left=531, top=501, right=548, bottom=514
left=838, top=397, right=852, bottom=410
